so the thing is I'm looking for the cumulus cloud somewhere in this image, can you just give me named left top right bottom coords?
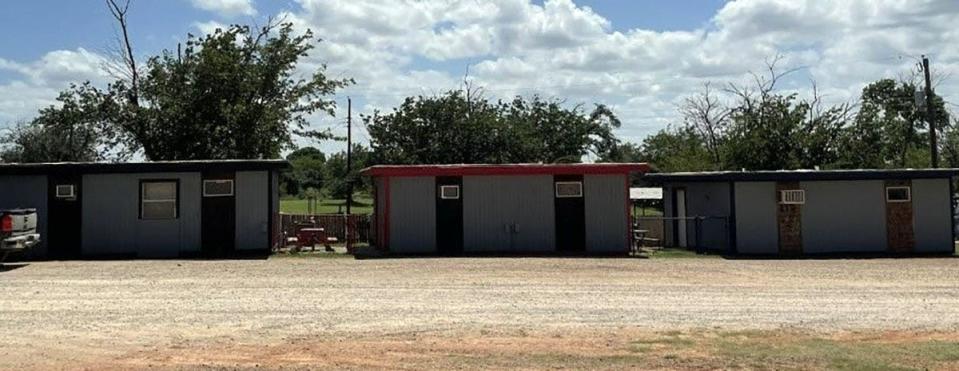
left=4, top=0, right=959, bottom=148
left=291, top=0, right=959, bottom=145
left=0, top=48, right=110, bottom=124
left=190, top=0, right=256, bottom=17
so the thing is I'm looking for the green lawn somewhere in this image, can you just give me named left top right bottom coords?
left=623, top=330, right=959, bottom=370
left=280, top=196, right=373, bottom=215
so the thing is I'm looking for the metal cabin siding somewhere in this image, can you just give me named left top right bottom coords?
left=912, top=178, right=953, bottom=253
left=271, top=171, right=280, bottom=249
left=685, top=182, right=731, bottom=250
left=584, top=174, right=628, bottom=253
left=463, top=175, right=556, bottom=253
left=82, top=172, right=202, bottom=257
left=0, top=175, right=48, bottom=258
left=660, top=181, right=731, bottom=250
left=389, top=176, right=437, bottom=254
left=733, top=182, right=779, bottom=254
left=800, top=180, right=887, bottom=253
left=374, top=177, right=386, bottom=248
left=235, top=171, right=270, bottom=251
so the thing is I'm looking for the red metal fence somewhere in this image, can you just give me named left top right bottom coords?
left=278, top=213, right=372, bottom=245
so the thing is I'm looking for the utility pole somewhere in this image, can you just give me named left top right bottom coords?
left=346, top=97, right=352, bottom=215
left=923, top=55, right=938, bottom=168
left=345, top=97, right=353, bottom=251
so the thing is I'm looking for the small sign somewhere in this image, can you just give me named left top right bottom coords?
left=630, top=187, right=662, bottom=200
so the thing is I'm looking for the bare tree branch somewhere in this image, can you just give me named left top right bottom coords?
left=105, top=0, right=139, bottom=106
left=681, top=82, right=731, bottom=168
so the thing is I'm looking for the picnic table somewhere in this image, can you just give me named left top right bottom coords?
left=294, top=227, right=338, bottom=252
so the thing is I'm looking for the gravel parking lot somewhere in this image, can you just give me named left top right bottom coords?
left=2, top=256, right=959, bottom=369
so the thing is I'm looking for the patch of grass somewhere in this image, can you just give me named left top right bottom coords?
left=630, top=333, right=696, bottom=353
left=710, top=331, right=959, bottom=371
left=280, top=196, right=373, bottom=215
left=646, top=248, right=721, bottom=259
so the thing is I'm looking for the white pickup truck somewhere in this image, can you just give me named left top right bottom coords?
left=1, top=209, right=40, bottom=261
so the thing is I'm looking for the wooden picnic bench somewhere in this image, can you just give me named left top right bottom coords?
left=291, top=226, right=338, bottom=252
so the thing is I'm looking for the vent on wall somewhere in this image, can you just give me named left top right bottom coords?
left=555, top=181, right=583, bottom=198
left=55, top=184, right=75, bottom=199
left=203, top=179, right=234, bottom=197
left=885, top=186, right=911, bottom=202
left=439, top=185, right=460, bottom=199
left=779, top=189, right=805, bottom=204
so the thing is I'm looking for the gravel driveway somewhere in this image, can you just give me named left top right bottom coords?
left=1, top=256, right=958, bottom=368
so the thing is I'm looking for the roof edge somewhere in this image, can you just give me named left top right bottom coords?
left=643, top=168, right=959, bottom=182
left=361, top=163, right=651, bottom=177
left=0, top=159, right=290, bottom=175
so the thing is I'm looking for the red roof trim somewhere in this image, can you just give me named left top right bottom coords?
left=360, top=163, right=650, bottom=177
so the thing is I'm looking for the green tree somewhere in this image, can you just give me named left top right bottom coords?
left=107, top=22, right=352, bottom=160
left=599, top=142, right=643, bottom=163
left=324, top=144, right=371, bottom=199
left=1, top=83, right=124, bottom=163
left=637, top=126, right=713, bottom=172
left=839, top=79, right=948, bottom=168
left=502, top=98, right=621, bottom=163
left=365, top=90, right=621, bottom=164
left=365, top=91, right=510, bottom=164
left=281, top=147, right=326, bottom=196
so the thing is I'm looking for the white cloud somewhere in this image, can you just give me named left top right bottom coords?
left=5, top=0, right=959, bottom=150
left=194, top=20, right=229, bottom=35
left=190, top=0, right=256, bottom=17
left=0, top=48, right=110, bottom=124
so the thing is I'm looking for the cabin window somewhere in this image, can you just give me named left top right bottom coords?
left=141, top=181, right=178, bottom=219
left=439, top=185, right=460, bottom=199
left=55, top=184, right=75, bottom=199
left=555, top=181, right=583, bottom=198
left=886, top=186, right=911, bottom=202
left=779, top=189, right=805, bottom=204
left=203, top=179, right=234, bottom=197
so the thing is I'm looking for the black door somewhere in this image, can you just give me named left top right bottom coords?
left=554, top=175, right=585, bottom=253
left=436, top=176, right=463, bottom=255
left=47, top=174, right=82, bottom=258
left=201, top=172, right=236, bottom=256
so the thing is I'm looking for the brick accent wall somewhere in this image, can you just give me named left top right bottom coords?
left=776, top=181, right=803, bottom=254
left=885, top=179, right=915, bottom=253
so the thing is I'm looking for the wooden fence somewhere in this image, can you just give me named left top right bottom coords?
left=278, top=213, right=372, bottom=245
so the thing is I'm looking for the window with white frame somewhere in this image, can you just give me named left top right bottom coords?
left=439, top=185, right=460, bottom=199
left=886, top=186, right=911, bottom=202
left=779, top=189, right=805, bottom=204
left=203, top=179, right=234, bottom=197
left=555, top=181, right=583, bottom=198
left=55, top=184, right=75, bottom=199
left=141, top=181, right=178, bottom=219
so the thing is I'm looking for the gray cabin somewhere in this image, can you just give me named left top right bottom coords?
left=0, top=160, right=287, bottom=259
left=361, top=163, right=650, bottom=255
left=644, top=169, right=958, bottom=255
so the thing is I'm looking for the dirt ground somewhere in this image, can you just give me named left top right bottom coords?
left=2, top=256, right=959, bottom=370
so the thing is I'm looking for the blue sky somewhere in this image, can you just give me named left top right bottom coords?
left=0, top=1, right=724, bottom=64
left=1, top=0, right=957, bottom=156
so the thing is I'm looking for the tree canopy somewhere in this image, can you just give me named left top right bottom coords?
left=621, top=72, right=951, bottom=172
left=2, top=16, right=350, bottom=163
left=364, top=91, right=621, bottom=164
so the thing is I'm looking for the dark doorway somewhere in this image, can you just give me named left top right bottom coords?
left=47, top=173, right=83, bottom=258
left=201, top=172, right=236, bottom=256
left=435, top=176, right=463, bottom=255
left=554, top=175, right=585, bottom=253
